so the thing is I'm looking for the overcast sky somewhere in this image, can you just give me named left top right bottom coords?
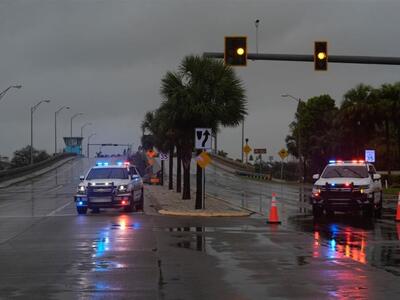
left=1, top=0, right=399, bottom=159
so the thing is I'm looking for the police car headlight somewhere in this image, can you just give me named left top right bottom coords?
left=359, top=185, right=370, bottom=193
left=77, top=185, right=86, bottom=194
left=117, top=185, right=128, bottom=192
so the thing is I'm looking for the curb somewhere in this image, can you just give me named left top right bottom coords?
left=158, top=209, right=250, bottom=217
left=0, top=157, right=76, bottom=189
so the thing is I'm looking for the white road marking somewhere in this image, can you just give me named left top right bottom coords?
left=46, top=201, right=74, bottom=216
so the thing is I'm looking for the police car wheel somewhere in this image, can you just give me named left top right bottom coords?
left=362, top=205, right=373, bottom=218
left=374, top=194, right=383, bottom=218
left=124, top=192, right=135, bottom=212
left=312, top=205, right=323, bottom=218
left=135, top=189, right=144, bottom=211
left=77, top=207, right=87, bottom=215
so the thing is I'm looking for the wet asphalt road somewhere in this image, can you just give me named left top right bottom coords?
left=0, top=158, right=400, bottom=299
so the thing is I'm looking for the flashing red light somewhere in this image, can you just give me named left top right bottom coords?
left=352, top=160, right=357, bottom=163
left=358, top=160, right=364, bottom=164
left=345, top=182, right=350, bottom=187
left=337, top=160, right=343, bottom=164
left=124, top=161, right=130, bottom=166
left=122, top=200, right=127, bottom=205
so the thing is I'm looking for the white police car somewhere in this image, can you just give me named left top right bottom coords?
left=311, top=160, right=382, bottom=218
left=75, top=161, right=144, bottom=215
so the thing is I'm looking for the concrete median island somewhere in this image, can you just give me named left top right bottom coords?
left=146, top=184, right=251, bottom=217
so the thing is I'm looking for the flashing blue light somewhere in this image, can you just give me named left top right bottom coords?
left=329, top=160, right=336, bottom=164
left=103, top=162, right=109, bottom=166
left=117, top=161, right=123, bottom=166
left=330, top=239, right=336, bottom=250
left=96, top=162, right=103, bottom=166
left=78, top=201, right=83, bottom=206
left=331, top=183, right=336, bottom=187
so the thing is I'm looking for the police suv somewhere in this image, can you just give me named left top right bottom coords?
left=74, top=161, right=144, bottom=215
left=310, top=160, right=382, bottom=218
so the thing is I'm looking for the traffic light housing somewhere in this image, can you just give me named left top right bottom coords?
left=314, top=41, right=328, bottom=71
left=224, top=36, right=247, bottom=66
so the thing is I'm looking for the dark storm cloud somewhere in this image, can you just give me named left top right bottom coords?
left=1, top=0, right=399, bottom=158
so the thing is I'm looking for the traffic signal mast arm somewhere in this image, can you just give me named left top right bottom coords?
left=204, top=52, right=400, bottom=65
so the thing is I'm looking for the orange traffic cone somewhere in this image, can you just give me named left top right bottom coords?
left=395, top=192, right=400, bottom=222
left=267, top=193, right=281, bottom=224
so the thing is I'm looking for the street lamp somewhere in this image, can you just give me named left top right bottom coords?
left=0, top=85, right=22, bottom=102
left=281, top=93, right=303, bottom=201
left=54, top=106, right=70, bottom=154
left=255, top=19, right=260, bottom=54
left=70, top=113, right=84, bottom=137
left=80, top=122, right=92, bottom=137
left=30, top=99, right=51, bottom=164
left=87, top=133, right=96, bottom=158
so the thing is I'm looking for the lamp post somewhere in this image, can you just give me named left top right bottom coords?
left=255, top=19, right=260, bottom=54
left=87, top=133, right=96, bottom=158
left=0, top=85, right=22, bottom=103
left=281, top=93, right=304, bottom=202
left=70, top=113, right=84, bottom=137
left=241, top=119, right=245, bottom=163
left=80, top=122, right=92, bottom=137
left=30, top=100, right=51, bottom=164
left=54, top=106, right=70, bottom=154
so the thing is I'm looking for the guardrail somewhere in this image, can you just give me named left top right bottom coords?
left=0, top=153, right=76, bottom=183
left=209, top=153, right=255, bottom=172
left=235, top=170, right=272, bottom=181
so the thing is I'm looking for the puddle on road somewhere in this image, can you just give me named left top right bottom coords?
left=289, top=214, right=400, bottom=276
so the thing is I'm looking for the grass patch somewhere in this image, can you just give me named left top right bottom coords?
left=384, top=187, right=400, bottom=196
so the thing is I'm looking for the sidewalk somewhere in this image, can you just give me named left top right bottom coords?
left=0, top=156, right=76, bottom=189
left=146, top=184, right=251, bottom=217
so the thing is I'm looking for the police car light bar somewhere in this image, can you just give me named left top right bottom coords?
left=96, top=162, right=109, bottom=166
left=329, top=160, right=365, bottom=164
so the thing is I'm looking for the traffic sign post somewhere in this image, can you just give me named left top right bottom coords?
left=195, top=128, right=213, bottom=209
left=195, top=128, right=212, bottom=150
left=196, top=151, right=212, bottom=209
left=365, top=149, right=375, bottom=163
left=160, top=152, right=169, bottom=161
left=243, top=143, right=252, bottom=164
left=278, top=148, right=288, bottom=179
left=254, top=148, right=267, bottom=154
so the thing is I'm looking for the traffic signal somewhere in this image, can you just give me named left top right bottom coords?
left=224, top=36, right=247, bottom=66
left=314, top=41, right=328, bottom=71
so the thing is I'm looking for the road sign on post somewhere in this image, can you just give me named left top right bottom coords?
left=254, top=148, right=267, bottom=154
left=160, top=153, right=169, bottom=161
left=196, top=151, right=211, bottom=169
left=365, top=149, right=375, bottom=162
left=195, top=128, right=212, bottom=150
left=278, top=148, right=288, bottom=160
left=243, top=144, right=252, bottom=154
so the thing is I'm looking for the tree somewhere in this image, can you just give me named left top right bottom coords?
left=286, top=95, right=338, bottom=178
left=11, top=146, right=50, bottom=168
left=159, top=55, right=247, bottom=206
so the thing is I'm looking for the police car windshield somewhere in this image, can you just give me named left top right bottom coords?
left=86, top=168, right=129, bottom=180
left=321, top=165, right=369, bottom=179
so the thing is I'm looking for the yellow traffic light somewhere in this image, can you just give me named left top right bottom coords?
left=224, top=36, right=247, bottom=66
left=236, top=47, right=245, bottom=56
left=314, top=41, right=328, bottom=71
left=317, top=52, right=326, bottom=60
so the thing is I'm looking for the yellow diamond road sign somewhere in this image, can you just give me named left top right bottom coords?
left=243, top=144, right=252, bottom=154
left=196, top=151, right=212, bottom=169
left=278, top=148, right=288, bottom=160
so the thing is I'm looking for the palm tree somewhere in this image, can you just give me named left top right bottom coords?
left=338, top=84, right=376, bottom=158
left=160, top=55, right=247, bottom=206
